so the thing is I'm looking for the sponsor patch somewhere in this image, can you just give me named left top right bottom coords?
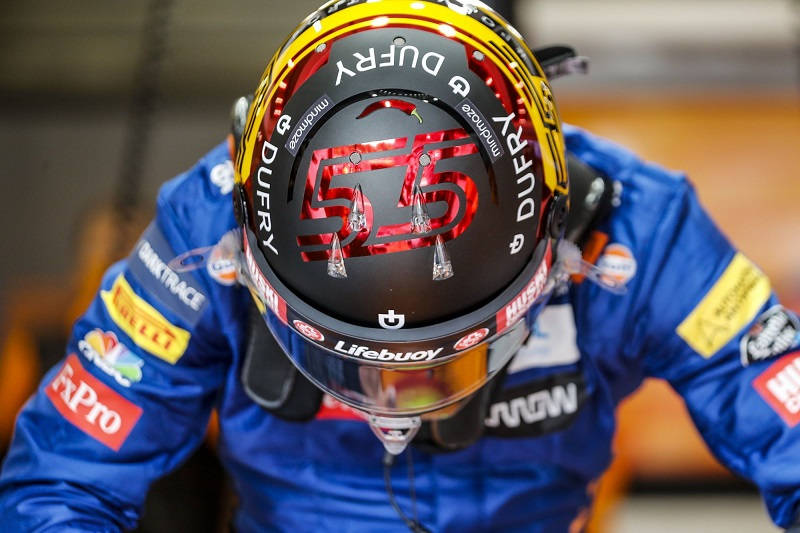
left=243, top=235, right=288, bottom=323
left=596, top=243, right=637, bottom=286
left=509, top=304, right=581, bottom=372
left=677, top=253, right=770, bottom=358
left=456, top=97, right=504, bottom=162
left=741, top=305, right=800, bottom=366
left=78, top=329, right=143, bottom=387
left=128, top=223, right=208, bottom=326
left=496, top=246, right=551, bottom=332
left=753, top=351, right=800, bottom=427
left=285, top=94, right=333, bottom=156
left=46, top=354, right=142, bottom=451
left=484, top=371, right=586, bottom=437
left=101, top=275, right=191, bottom=364
left=209, top=160, right=234, bottom=195
left=207, top=239, right=238, bottom=286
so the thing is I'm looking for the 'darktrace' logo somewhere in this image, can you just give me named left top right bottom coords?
left=297, top=128, right=479, bottom=261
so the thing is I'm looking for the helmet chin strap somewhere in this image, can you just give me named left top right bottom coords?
left=368, top=415, right=422, bottom=455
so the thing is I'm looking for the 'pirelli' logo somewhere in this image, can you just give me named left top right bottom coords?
left=677, top=253, right=770, bottom=358
left=101, top=275, right=191, bottom=364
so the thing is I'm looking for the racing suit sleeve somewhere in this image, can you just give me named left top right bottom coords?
left=0, top=146, right=239, bottom=531
left=631, top=174, right=800, bottom=528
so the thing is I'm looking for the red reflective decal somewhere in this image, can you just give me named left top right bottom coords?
left=298, top=128, right=478, bottom=261
left=357, top=99, right=420, bottom=120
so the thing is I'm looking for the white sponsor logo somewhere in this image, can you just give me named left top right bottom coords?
left=509, top=304, right=581, bottom=373
left=492, top=111, right=536, bottom=224
left=137, top=240, right=206, bottom=311
left=509, top=233, right=524, bottom=255
left=334, top=44, right=445, bottom=86
left=209, top=161, right=234, bottom=195
left=378, top=309, right=405, bottom=330
left=286, top=95, right=331, bottom=155
left=51, top=362, right=123, bottom=435
left=765, top=356, right=800, bottom=415
left=333, top=341, right=442, bottom=362
left=484, top=382, right=578, bottom=428
left=276, top=114, right=292, bottom=136
left=244, top=238, right=283, bottom=318
left=459, top=98, right=503, bottom=161
left=255, top=141, right=279, bottom=255
left=741, top=305, right=800, bottom=365
left=449, top=75, right=470, bottom=97
left=502, top=259, right=549, bottom=328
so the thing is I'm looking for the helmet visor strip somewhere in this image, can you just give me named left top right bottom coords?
left=263, top=309, right=530, bottom=417
left=238, top=227, right=553, bottom=417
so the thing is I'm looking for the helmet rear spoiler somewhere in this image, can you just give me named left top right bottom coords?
left=534, top=45, right=590, bottom=80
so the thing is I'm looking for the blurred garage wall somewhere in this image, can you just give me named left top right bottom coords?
left=0, top=0, right=321, bottom=293
left=0, top=0, right=796, bottom=295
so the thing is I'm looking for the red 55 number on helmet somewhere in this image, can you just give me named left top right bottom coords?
left=297, top=123, right=478, bottom=262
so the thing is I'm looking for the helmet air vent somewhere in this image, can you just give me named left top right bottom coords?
left=327, top=233, right=348, bottom=278
left=347, top=183, right=367, bottom=232
left=432, top=234, right=454, bottom=281
left=410, top=184, right=432, bottom=234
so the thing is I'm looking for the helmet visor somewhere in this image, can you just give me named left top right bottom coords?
left=262, top=309, right=530, bottom=417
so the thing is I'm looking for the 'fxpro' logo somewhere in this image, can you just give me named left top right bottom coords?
left=297, top=126, right=479, bottom=261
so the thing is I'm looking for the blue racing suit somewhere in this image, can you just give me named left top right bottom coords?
left=2, top=125, right=799, bottom=532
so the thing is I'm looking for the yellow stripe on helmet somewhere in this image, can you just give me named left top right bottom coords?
left=236, top=0, right=566, bottom=195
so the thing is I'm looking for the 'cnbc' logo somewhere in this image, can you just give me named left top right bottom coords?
left=78, top=329, right=144, bottom=387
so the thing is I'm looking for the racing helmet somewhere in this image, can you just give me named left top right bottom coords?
left=232, top=0, right=569, bottom=451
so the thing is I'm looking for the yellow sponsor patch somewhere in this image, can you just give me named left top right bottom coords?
left=101, top=275, right=190, bottom=364
left=677, top=253, right=770, bottom=358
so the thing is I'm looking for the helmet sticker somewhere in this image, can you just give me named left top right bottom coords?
left=285, top=94, right=333, bottom=156
left=454, top=328, right=490, bottom=351
left=456, top=98, right=504, bottom=162
left=378, top=309, right=406, bottom=329
left=293, top=320, right=326, bottom=342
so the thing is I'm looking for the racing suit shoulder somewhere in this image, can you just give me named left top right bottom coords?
left=564, top=123, right=693, bottom=400
left=566, top=124, right=800, bottom=527
left=0, top=141, right=246, bottom=531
